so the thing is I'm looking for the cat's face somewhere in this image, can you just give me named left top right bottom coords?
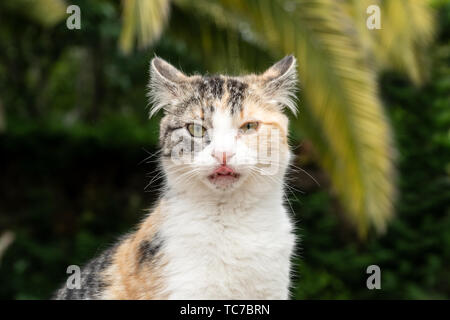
left=149, top=56, right=297, bottom=195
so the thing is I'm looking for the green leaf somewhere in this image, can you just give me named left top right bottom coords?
left=119, top=0, right=171, bottom=54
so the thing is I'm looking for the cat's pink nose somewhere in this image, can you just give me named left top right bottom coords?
left=212, top=150, right=235, bottom=165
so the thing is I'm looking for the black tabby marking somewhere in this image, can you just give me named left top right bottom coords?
left=226, top=79, right=248, bottom=114
left=197, top=76, right=225, bottom=100
left=138, top=235, right=163, bottom=266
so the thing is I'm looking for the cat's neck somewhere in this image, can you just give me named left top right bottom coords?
left=162, top=181, right=285, bottom=217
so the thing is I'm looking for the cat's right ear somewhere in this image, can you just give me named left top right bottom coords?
left=148, top=57, right=188, bottom=117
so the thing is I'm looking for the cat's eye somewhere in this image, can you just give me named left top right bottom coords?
left=239, top=121, right=259, bottom=133
left=187, top=123, right=206, bottom=137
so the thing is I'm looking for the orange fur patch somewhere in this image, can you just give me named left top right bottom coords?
left=100, top=203, right=169, bottom=299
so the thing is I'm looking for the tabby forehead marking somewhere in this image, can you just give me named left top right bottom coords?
left=197, top=76, right=225, bottom=100
left=226, top=79, right=248, bottom=114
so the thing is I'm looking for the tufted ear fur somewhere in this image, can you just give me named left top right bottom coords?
left=259, top=55, right=298, bottom=115
left=148, top=57, right=189, bottom=117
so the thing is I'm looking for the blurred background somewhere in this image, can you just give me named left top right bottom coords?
left=0, top=0, right=449, bottom=299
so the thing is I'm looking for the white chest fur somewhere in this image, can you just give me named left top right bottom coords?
left=159, top=190, right=295, bottom=299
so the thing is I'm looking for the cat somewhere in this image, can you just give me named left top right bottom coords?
left=54, top=55, right=298, bottom=300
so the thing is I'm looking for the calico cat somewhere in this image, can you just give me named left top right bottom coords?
left=54, top=55, right=298, bottom=300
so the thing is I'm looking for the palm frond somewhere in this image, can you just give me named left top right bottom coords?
left=119, top=0, right=170, bottom=54
left=171, top=0, right=272, bottom=74
left=174, top=0, right=268, bottom=51
left=378, top=0, right=435, bottom=84
left=345, top=0, right=436, bottom=85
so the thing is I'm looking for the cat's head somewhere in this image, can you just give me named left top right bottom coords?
left=148, top=56, right=297, bottom=196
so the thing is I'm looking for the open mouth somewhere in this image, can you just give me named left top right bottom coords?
left=208, top=165, right=240, bottom=184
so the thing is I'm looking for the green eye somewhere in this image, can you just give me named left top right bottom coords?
left=187, top=123, right=206, bottom=137
left=240, top=121, right=259, bottom=133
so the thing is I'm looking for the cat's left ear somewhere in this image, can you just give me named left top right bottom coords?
left=260, top=55, right=298, bottom=115
left=148, top=57, right=188, bottom=117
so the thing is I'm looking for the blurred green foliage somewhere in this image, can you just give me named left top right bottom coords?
left=0, top=1, right=449, bottom=299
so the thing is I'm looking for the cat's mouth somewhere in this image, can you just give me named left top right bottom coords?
left=208, top=165, right=240, bottom=185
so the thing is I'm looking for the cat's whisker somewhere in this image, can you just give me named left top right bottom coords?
left=144, top=172, right=166, bottom=192
left=287, top=163, right=320, bottom=187
left=139, top=148, right=163, bottom=165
